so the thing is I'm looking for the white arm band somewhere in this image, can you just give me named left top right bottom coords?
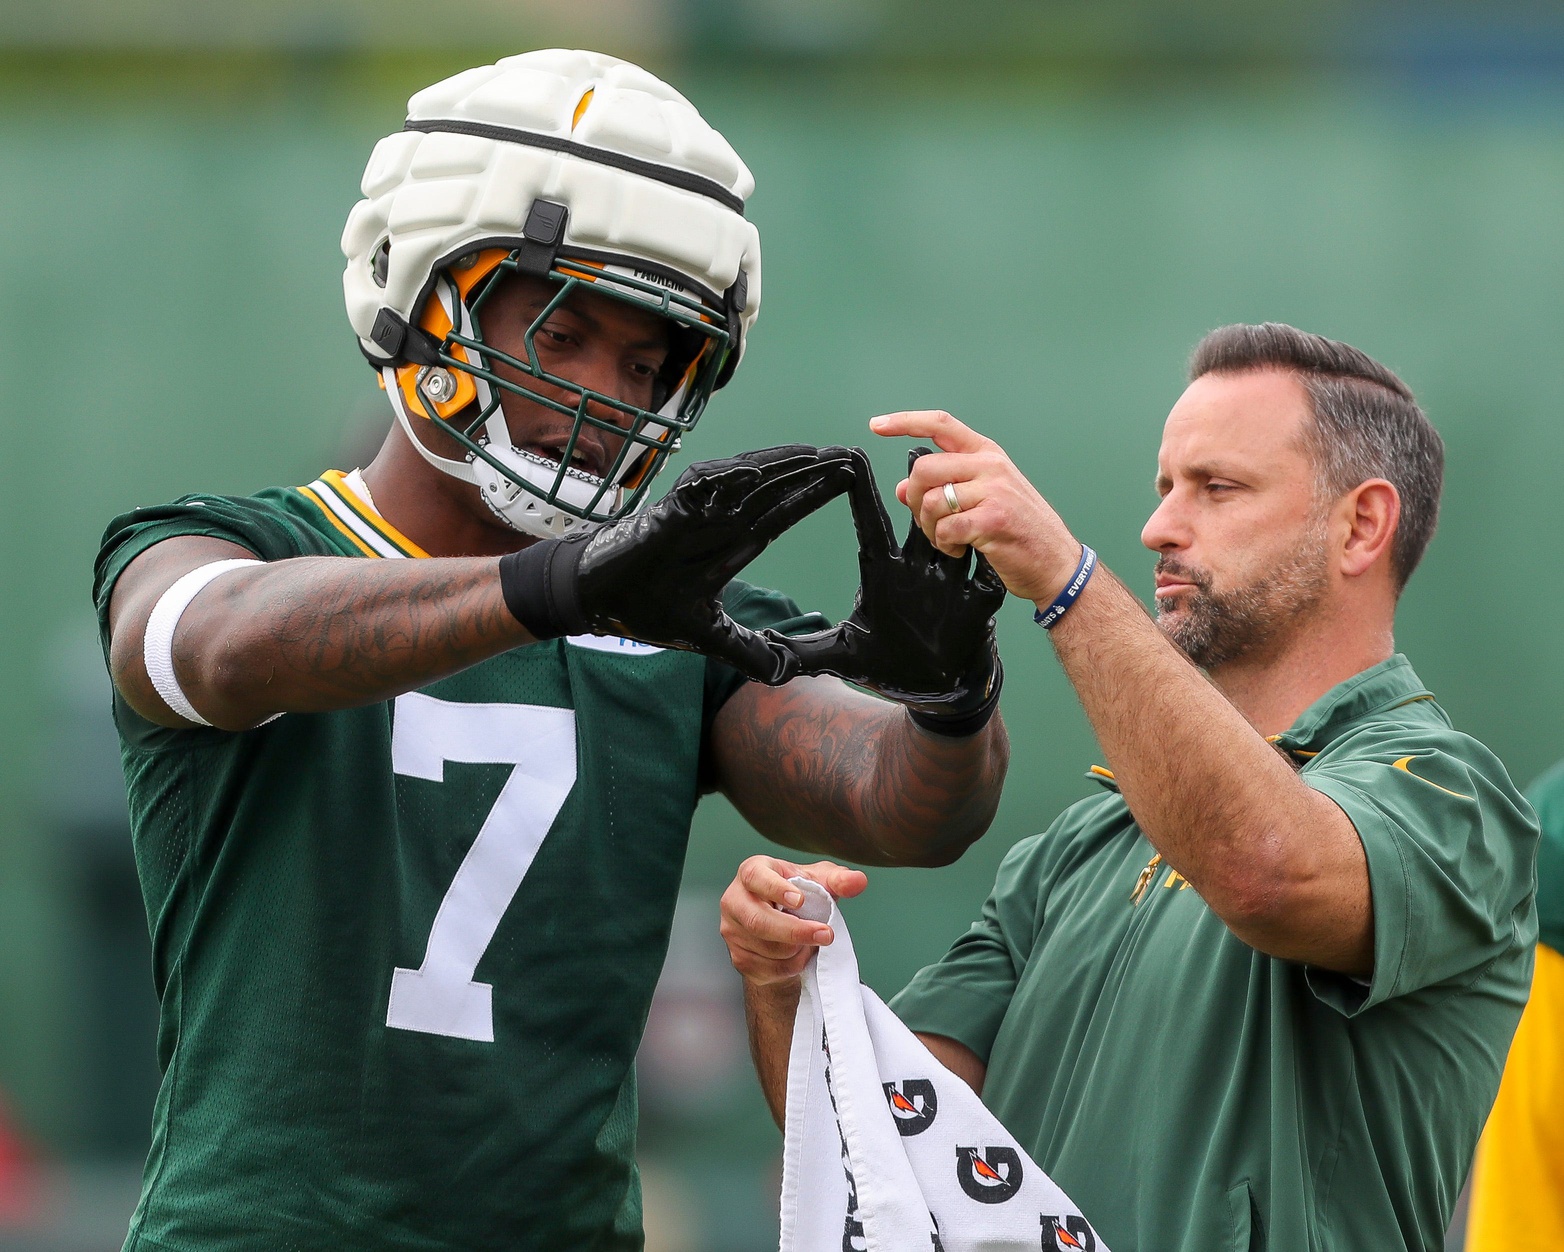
left=142, top=558, right=264, bottom=727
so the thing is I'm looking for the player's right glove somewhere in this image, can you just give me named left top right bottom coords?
left=498, top=444, right=855, bottom=685
left=781, top=447, right=1007, bottom=736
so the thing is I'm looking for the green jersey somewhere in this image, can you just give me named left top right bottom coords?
left=892, top=656, right=1538, bottom=1252
left=93, top=471, right=825, bottom=1252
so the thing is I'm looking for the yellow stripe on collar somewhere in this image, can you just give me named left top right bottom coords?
left=297, top=485, right=378, bottom=557
left=1266, top=734, right=1318, bottom=760
left=319, top=470, right=429, bottom=558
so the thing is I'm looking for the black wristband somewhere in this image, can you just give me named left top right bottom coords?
left=498, top=535, right=589, bottom=640
left=908, top=653, right=1004, bottom=738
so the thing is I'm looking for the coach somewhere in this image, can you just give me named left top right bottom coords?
left=722, top=324, right=1538, bottom=1251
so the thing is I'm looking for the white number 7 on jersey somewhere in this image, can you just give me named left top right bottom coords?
left=386, top=692, right=578, bottom=1043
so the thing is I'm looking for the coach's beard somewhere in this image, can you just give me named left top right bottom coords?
left=1155, top=534, right=1330, bottom=670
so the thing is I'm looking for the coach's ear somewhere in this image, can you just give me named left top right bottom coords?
left=1337, top=478, right=1399, bottom=580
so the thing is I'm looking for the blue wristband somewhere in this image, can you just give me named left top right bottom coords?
left=1034, top=545, right=1097, bottom=630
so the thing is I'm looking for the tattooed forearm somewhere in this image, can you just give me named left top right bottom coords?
left=108, top=535, right=532, bottom=729
left=711, top=676, right=1009, bottom=866
left=208, top=556, right=527, bottom=711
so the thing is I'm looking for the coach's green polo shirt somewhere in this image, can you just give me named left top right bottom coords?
left=892, top=655, right=1537, bottom=1252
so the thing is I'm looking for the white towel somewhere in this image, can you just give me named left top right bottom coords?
left=778, top=878, right=1107, bottom=1252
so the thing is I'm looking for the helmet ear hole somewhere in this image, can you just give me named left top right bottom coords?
left=372, top=240, right=391, bottom=289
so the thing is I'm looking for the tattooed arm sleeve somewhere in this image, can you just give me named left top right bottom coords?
left=708, top=675, right=1009, bottom=867
left=106, top=535, right=530, bottom=730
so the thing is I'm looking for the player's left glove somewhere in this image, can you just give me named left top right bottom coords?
left=498, top=444, right=855, bottom=685
left=782, top=448, right=1006, bottom=736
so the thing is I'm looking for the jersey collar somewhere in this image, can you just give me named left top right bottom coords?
left=297, top=470, right=429, bottom=559
left=1087, top=655, right=1438, bottom=785
left=1269, top=654, right=1439, bottom=761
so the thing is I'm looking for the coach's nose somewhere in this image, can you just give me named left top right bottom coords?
left=1141, top=487, right=1191, bottom=555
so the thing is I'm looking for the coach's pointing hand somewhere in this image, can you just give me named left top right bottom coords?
left=782, top=447, right=1005, bottom=732
left=869, top=410, right=1083, bottom=606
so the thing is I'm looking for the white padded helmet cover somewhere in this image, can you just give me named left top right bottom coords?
left=342, top=49, right=761, bottom=368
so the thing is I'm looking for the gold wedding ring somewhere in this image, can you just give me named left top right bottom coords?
left=942, top=481, right=962, bottom=515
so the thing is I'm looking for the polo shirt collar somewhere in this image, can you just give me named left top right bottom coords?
left=1270, top=654, right=1437, bottom=759
left=1087, top=655, right=1436, bottom=792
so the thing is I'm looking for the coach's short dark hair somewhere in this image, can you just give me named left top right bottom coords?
left=1188, top=322, right=1443, bottom=593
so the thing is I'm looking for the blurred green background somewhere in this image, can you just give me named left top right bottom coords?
left=1, top=1, right=1562, bottom=1248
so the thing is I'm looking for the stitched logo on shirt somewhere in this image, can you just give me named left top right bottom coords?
left=1391, top=755, right=1472, bottom=800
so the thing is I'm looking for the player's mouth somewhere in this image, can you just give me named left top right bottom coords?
left=525, top=437, right=610, bottom=480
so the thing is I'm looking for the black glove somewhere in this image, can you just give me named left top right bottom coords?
left=499, top=444, right=855, bottom=685
left=781, top=447, right=1007, bottom=736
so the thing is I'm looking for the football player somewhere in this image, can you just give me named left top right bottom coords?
left=93, top=51, right=1008, bottom=1251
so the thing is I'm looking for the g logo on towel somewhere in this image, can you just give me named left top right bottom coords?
left=955, top=1145, right=1024, bottom=1203
left=883, top=1079, right=938, bottom=1136
left=1041, top=1214, right=1098, bottom=1250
